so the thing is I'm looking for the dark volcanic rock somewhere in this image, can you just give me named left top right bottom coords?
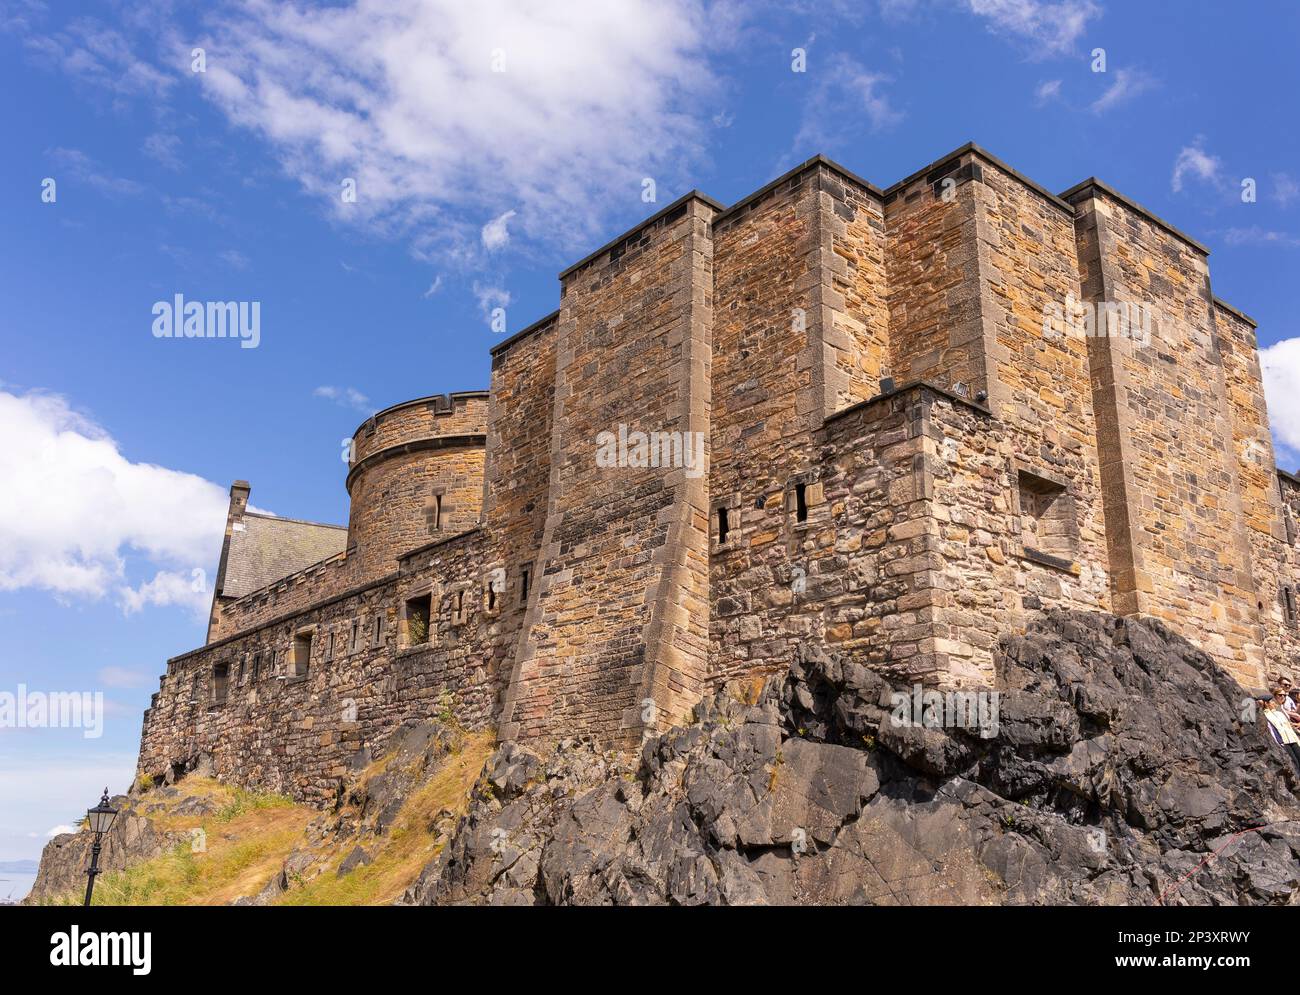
left=405, top=612, right=1300, bottom=906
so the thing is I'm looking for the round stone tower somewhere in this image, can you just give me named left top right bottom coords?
left=344, top=391, right=488, bottom=582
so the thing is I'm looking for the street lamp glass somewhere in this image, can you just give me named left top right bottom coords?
left=86, top=790, right=118, bottom=836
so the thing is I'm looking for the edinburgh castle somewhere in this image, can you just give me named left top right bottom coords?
left=136, top=142, right=1300, bottom=804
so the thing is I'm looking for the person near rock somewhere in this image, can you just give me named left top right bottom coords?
left=1275, top=687, right=1300, bottom=729
left=1280, top=677, right=1297, bottom=713
left=1262, top=691, right=1300, bottom=771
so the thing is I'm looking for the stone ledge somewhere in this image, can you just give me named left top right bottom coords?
left=345, top=434, right=488, bottom=493
left=1060, top=176, right=1210, bottom=256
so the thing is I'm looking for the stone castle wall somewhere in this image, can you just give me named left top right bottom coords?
left=138, top=143, right=1296, bottom=804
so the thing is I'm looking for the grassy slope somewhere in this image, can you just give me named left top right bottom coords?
left=40, top=730, right=495, bottom=906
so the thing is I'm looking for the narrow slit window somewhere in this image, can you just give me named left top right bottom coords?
left=1286, top=586, right=1297, bottom=626
left=717, top=506, right=730, bottom=544
left=212, top=662, right=229, bottom=705
left=795, top=483, right=808, bottom=523
left=519, top=565, right=531, bottom=604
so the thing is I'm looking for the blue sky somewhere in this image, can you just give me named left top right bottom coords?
left=2, top=0, right=1299, bottom=865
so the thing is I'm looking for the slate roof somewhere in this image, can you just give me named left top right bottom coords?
left=221, top=513, right=348, bottom=599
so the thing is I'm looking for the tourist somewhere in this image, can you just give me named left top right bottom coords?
left=1262, top=692, right=1300, bottom=772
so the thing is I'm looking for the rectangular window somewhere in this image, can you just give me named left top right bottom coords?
left=1285, top=586, right=1297, bottom=627
left=717, top=506, right=730, bottom=545
left=404, top=594, right=432, bottom=646
left=251, top=652, right=262, bottom=680
left=350, top=620, right=360, bottom=653
left=371, top=614, right=384, bottom=648
left=291, top=632, right=312, bottom=677
left=519, top=565, right=531, bottom=604
left=795, top=483, right=808, bottom=524
left=324, top=632, right=334, bottom=662
left=212, top=662, right=230, bottom=705
left=427, top=492, right=443, bottom=533
left=1018, top=470, right=1078, bottom=562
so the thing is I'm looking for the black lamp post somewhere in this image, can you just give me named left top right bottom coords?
left=83, top=788, right=118, bottom=907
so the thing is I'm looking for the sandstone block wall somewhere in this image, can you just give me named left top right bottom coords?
left=1067, top=181, right=1265, bottom=684
left=345, top=392, right=488, bottom=583
left=499, top=194, right=717, bottom=746
left=140, top=142, right=1294, bottom=800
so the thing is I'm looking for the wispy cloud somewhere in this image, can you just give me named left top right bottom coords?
left=313, top=385, right=372, bottom=412
left=787, top=52, right=901, bottom=166
left=1273, top=172, right=1300, bottom=208
left=97, top=666, right=150, bottom=690
left=219, top=249, right=250, bottom=270
left=965, top=0, right=1101, bottom=57
left=1033, top=78, right=1062, bottom=105
left=423, top=275, right=444, bottom=298
left=1090, top=67, right=1156, bottom=114
left=481, top=210, right=517, bottom=252
left=472, top=282, right=511, bottom=319
left=45, top=146, right=143, bottom=198
left=181, top=0, right=723, bottom=262
left=1222, top=226, right=1300, bottom=249
left=142, top=132, right=182, bottom=171
left=1171, top=138, right=1225, bottom=194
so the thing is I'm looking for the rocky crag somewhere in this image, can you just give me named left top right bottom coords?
left=407, top=611, right=1300, bottom=905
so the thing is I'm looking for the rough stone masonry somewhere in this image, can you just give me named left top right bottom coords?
left=136, top=143, right=1300, bottom=805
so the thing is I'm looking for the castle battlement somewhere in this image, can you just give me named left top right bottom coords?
left=142, top=142, right=1299, bottom=804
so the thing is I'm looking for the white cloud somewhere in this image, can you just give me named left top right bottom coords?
left=473, top=282, right=511, bottom=318
left=965, top=0, right=1100, bottom=56
left=1171, top=138, right=1224, bottom=194
left=1033, top=79, right=1062, bottom=105
left=1223, top=226, right=1300, bottom=249
left=44, top=825, right=78, bottom=838
left=1262, top=338, right=1300, bottom=470
left=423, top=275, right=444, bottom=298
left=96, top=666, right=149, bottom=689
left=219, top=249, right=250, bottom=270
left=188, top=0, right=720, bottom=260
left=313, top=385, right=372, bottom=412
left=119, top=569, right=210, bottom=620
left=1090, top=67, right=1156, bottom=114
left=0, top=389, right=226, bottom=607
left=481, top=210, right=517, bottom=252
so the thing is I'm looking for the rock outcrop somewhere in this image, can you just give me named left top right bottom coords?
left=25, top=793, right=189, bottom=904
left=407, top=611, right=1300, bottom=905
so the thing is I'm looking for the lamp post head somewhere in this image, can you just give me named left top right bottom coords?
left=86, top=787, right=118, bottom=837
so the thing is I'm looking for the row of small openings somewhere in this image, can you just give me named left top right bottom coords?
left=403, top=565, right=534, bottom=647
left=716, top=482, right=810, bottom=546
